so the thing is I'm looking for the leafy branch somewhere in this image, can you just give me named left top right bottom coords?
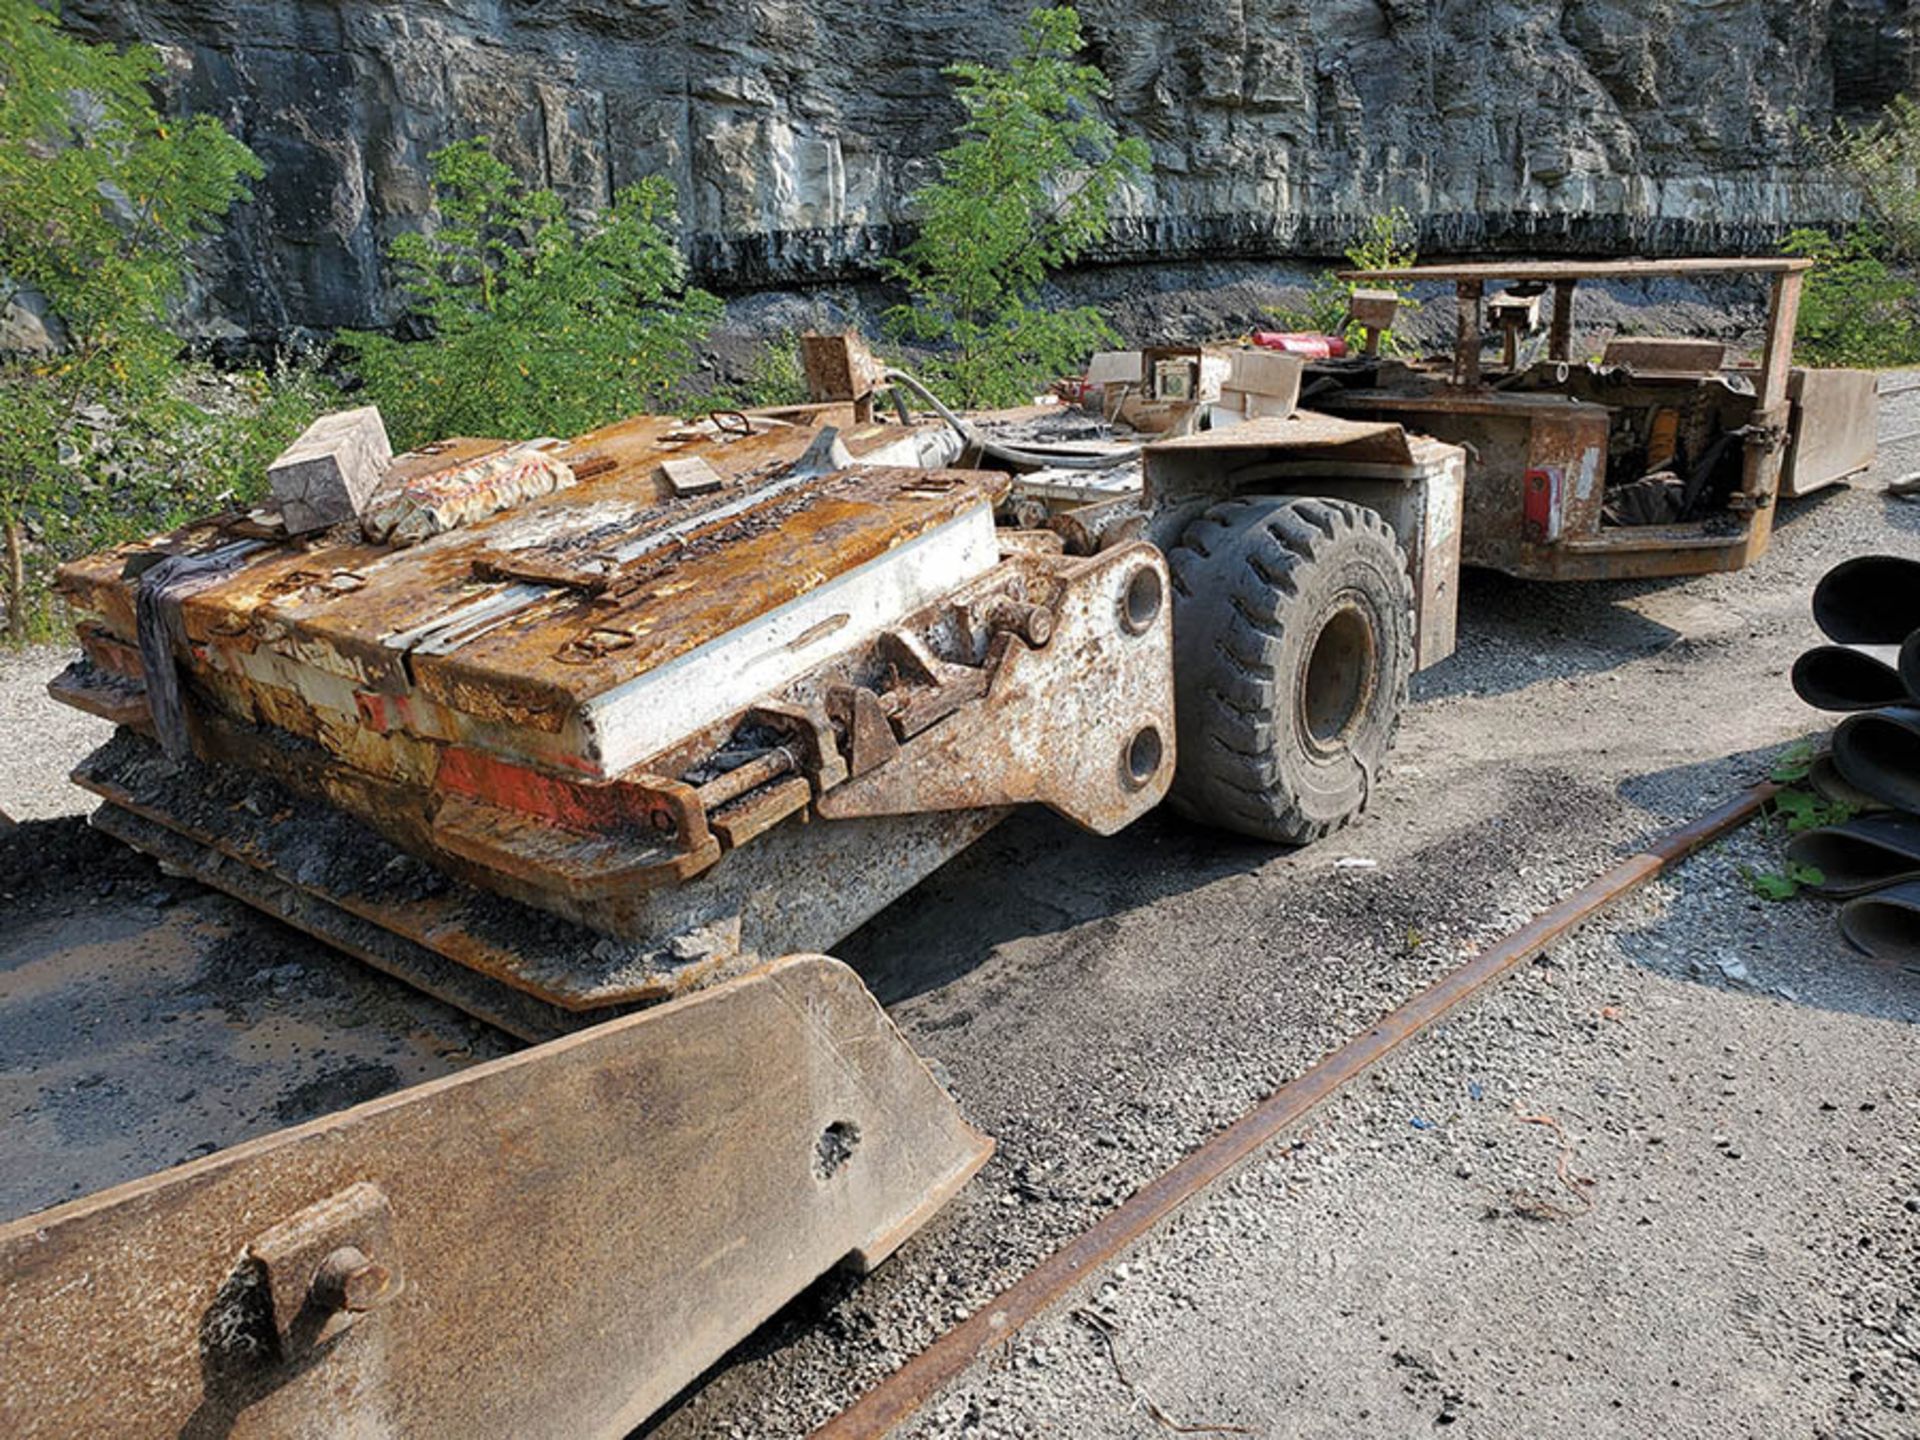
left=339, top=139, right=721, bottom=452
left=882, top=6, right=1147, bottom=408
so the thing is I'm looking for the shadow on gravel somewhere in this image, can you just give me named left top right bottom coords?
left=632, top=1263, right=869, bottom=1439
left=1613, top=741, right=1795, bottom=824
left=1770, top=480, right=1852, bottom=536
left=840, top=805, right=1277, bottom=1007
left=1878, top=493, right=1920, bottom=537
left=1415, top=485, right=1859, bottom=706
left=1413, top=567, right=1686, bottom=701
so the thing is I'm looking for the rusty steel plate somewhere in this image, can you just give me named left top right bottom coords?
left=1781, top=366, right=1878, bottom=498
left=817, top=542, right=1176, bottom=834
left=0, top=955, right=991, bottom=1438
left=1146, top=410, right=1416, bottom=466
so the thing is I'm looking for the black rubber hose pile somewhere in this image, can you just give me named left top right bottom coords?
left=1787, top=554, right=1920, bottom=963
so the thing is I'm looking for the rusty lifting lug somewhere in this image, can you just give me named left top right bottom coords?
left=246, top=1181, right=404, bottom=1359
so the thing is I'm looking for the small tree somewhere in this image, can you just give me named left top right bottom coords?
left=0, top=0, right=261, bottom=638
left=1269, top=208, right=1423, bottom=354
left=884, top=6, right=1148, bottom=408
left=342, top=140, right=722, bottom=452
left=1781, top=226, right=1920, bottom=368
left=1818, top=95, right=1920, bottom=264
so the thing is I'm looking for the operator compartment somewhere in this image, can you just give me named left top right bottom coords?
left=1312, top=257, right=1876, bottom=582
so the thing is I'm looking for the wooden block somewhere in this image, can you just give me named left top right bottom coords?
left=660, top=456, right=724, bottom=497
left=1348, top=288, right=1402, bottom=329
left=801, top=332, right=885, bottom=402
left=268, top=406, right=393, bottom=534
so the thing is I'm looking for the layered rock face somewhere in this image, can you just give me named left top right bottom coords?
left=64, top=0, right=1917, bottom=334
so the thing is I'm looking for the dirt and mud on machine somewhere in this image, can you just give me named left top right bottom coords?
left=2, top=336, right=1465, bottom=1434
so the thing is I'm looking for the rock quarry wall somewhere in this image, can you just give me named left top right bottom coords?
left=61, top=0, right=1919, bottom=335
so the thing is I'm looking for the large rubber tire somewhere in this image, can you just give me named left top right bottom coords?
left=1166, top=496, right=1414, bottom=844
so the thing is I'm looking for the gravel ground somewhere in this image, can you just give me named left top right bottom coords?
left=896, top=877, right=1920, bottom=1440
left=0, top=645, right=109, bottom=822
left=1, top=371, right=1915, bottom=1436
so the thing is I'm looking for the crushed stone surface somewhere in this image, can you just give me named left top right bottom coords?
left=0, top=644, right=111, bottom=822
left=894, top=880, right=1920, bottom=1440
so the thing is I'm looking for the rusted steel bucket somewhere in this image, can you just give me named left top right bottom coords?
left=0, top=955, right=991, bottom=1439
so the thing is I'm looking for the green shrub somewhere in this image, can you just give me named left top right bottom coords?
left=1781, top=226, right=1920, bottom=368
left=705, top=331, right=813, bottom=412
left=1269, top=207, right=1424, bottom=355
left=883, top=6, right=1148, bottom=408
left=1817, top=95, right=1920, bottom=265
left=1, top=362, right=337, bottom=639
left=0, top=0, right=263, bottom=638
left=341, top=139, right=722, bottom=452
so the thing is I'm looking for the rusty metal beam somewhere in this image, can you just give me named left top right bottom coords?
left=1340, top=258, right=1815, bottom=282
left=0, top=955, right=992, bottom=1439
left=814, top=781, right=1775, bottom=1439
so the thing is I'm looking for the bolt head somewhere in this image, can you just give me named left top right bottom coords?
left=315, top=1244, right=396, bottom=1313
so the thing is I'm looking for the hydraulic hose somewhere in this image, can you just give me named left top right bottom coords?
left=882, top=367, right=1145, bottom=472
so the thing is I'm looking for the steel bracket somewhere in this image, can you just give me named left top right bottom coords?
left=247, top=1181, right=404, bottom=1358
left=816, top=542, right=1175, bottom=835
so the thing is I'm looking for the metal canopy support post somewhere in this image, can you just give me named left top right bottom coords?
left=1454, top=279, right=1485, bottom=388
left=1549, top=280, right=1577, bottom=362
left=1727, top=268, right=1806, bottom=567
left=1757, top=270, right=1805, bottom=412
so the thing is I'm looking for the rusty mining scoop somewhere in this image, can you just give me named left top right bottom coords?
left=11, top=323, right=1482, bottom=1431
left=7, top=383, right=1178, bottom=1434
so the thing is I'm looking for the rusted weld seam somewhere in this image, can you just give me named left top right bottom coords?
left=813, top=780, right=1776, bottom=1440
